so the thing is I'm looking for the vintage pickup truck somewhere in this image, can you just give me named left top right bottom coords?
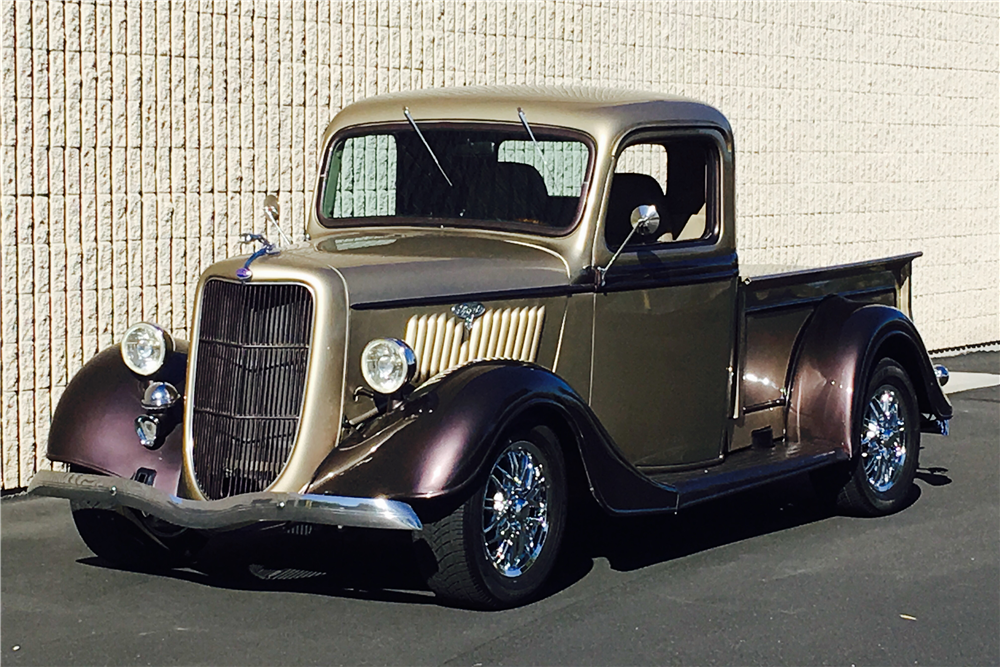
left=30, top=86, right=952, bottom=609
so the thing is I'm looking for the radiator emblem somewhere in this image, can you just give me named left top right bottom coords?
left=451, top=302, right=486, bottom=330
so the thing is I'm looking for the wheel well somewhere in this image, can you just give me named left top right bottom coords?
left=872, top=335, right=933, bottom=415
left=508, top=405, right=593, bottom=508
left=409, top=403, right=595, bottom=525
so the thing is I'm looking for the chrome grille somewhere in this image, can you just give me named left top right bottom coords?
left=191, top=280, right=313, bottom=500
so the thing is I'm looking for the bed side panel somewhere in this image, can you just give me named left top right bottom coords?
left=733, top=259, right=909, bottom=452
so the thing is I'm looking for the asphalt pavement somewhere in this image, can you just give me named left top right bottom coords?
left=2, top=352, right=997, bottom=666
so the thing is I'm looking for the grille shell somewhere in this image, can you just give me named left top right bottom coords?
left=191, top=280, right=314, bottom=500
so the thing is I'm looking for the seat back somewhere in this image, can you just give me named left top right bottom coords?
left=604, top=173, right=665, bottom=250
left=466, top=162, right=549, bottom=223
left=664, top=143, right=708, bottom=240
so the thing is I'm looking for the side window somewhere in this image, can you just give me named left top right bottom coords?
left=605, top=137, right=714, bottom=250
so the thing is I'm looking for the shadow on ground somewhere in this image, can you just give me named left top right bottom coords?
left=76, top=470, right=921, bottom=607
left=564, top=473, right=839, bottom=574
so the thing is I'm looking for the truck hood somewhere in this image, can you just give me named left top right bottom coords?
left=262, top=229, right=572, bottom=307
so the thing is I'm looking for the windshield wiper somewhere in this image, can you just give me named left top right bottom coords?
left=517, top=107, right=553, bottom=178
left=403, top=107, right=453, bottom=187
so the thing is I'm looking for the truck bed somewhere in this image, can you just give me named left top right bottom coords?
left=740, top=251, right=920, bottom=315
left=730, top=252, right=922, bottom=451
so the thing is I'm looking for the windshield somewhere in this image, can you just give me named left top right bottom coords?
left=317, top=124, right=592, bottom=235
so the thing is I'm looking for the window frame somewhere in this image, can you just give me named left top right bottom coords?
left=604, top=127, right=724, bottom=254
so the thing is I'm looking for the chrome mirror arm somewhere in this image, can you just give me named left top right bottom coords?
left=261, top=194, right=292, bottom=247
left=596, top=224, right=642, bottom=289
left=594, top=204, right=661, bottom=289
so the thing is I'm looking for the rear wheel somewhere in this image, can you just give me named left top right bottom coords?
left=829, top=358, right=921, bottom=516
left=417, top=425, right=568, bottom=609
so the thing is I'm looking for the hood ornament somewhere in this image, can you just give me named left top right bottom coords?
left=237, top=194, right=292, bottom=281
left=236, top=234, right=277, bottom=281
left=452, top=302, right=486, bottom=330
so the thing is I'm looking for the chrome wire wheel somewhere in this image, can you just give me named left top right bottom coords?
left=419, top=423, right=566, bottom=609
left=829, top=358, right=921, bottom=517
left=481, top=441, right=550, bottom=578
left=860, top=385, right=908, bottom=493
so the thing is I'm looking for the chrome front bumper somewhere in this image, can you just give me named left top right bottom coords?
left=27, top=471, right=423, bottom=531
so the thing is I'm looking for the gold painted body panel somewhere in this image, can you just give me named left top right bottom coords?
left=732, top=265, right=905, bottom=454
left=342, top=297, right=568, bottom=424
left=591, top=277, right=737, bottom=467
left=741, top=308, right=813, bottom=410
left=306, top=88, right=737, bottom=290
left=553, top=293, right=596, bottom=401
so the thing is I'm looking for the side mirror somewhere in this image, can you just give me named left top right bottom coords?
left=263, top=194, right=280, bottom=224
left=594, top=203, right=662, bottom=289
left=630, top=204, right=660, bottom=236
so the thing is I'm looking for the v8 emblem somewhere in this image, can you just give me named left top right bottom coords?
left=451, top=302, right=486, bottom=330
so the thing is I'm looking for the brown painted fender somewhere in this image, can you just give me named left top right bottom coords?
left=46, top=343, right=188, bottom=495
left=787, top=296, right=952, bottom=457
left=306, top=361, right=680, bottom=514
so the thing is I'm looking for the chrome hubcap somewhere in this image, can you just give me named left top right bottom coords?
left=861, top=386, right=908, bottom=493
left=482, top=442, right=549, bottom=578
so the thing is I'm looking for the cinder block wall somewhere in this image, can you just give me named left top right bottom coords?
left=1, top=1, right=997, bottom=491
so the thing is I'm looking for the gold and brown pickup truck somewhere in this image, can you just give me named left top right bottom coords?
left=30, top=86, right=953, bottom=609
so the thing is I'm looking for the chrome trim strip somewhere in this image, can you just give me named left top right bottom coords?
left=28, top=471, right=423, bottom=532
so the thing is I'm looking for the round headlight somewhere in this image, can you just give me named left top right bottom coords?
left=121, top=323, right=172, bottom=376
left=361, top=338, right=416, bottom=395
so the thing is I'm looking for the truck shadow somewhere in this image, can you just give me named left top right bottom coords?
left=557, top=471, right=925, bottom=581
left=77, top=473, right=924, bottom=607
left=560, top=474, right=836, bottom=577
left=82, top=524, right=439, bottom=605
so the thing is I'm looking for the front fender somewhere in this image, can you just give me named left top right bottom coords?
left=306, top=361, right=681, bottom=513
left=787, top=297, right=952, bottom=457
left=46, top=343, right=188, bottom=495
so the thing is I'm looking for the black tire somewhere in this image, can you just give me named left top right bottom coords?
left=416, top=424, right=568, bottom=609
left=71, top=501, right=202, bottom=570
left=829, top=358, right=921, bottom=516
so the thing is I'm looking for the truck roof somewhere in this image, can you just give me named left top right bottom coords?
left=323, top=85, right=732, bottom=145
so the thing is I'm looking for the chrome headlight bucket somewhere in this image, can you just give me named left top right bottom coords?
left=361, top=338, right=417, bottom=395
left=121, top=322, right=174, bottom=376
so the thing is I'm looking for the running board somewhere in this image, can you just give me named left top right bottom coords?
left=643, top=441, right=849, bottom=511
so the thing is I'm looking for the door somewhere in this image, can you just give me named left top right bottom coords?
left=589, top=131, right=737, bottom=468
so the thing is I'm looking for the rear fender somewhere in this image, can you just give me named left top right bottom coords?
left=787, top=297, right=952, bottom=457
left=46, top=344, right=188, bottom=495
left=306, top=361, right=680, bottom=513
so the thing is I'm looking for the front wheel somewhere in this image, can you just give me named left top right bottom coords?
left=417, top=425, right=568, bottom=609
left=829, top=358, right=921, bottom=516
left=71, top=501, right=202, bottom=570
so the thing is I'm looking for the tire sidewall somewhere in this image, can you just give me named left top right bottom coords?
left=71, top=501, right=202, bottom=569
left=464, top=424, right=567, bottom=606
left=850, top=358, right=920, bottom=513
